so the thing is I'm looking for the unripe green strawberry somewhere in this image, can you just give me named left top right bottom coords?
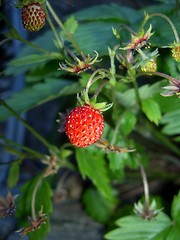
left=21, top=2, right=46, bottom=32
left=141, top=59, right=157, bottom=73
left=64, top=104, right=104, bottom=148
left=171, top=45, right=180, bottom=62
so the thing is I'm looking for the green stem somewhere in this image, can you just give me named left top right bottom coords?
left=0, top=136, right=46, bottom=160
left=132, top=79, right=142, bottom=107
left=86, top=68, right=110, bottom=91
left=46, top=9, right=63, bottom=49
left=110, top=116, right=121, bottom=145
left=139, top=160, right=149, bottom=211
left=46, top=1, right=82, bottom=54
left=144, top=13, right=180, bottom=43
left=0, top=99, right=52, bottom=150
left=31, top=174, right=44, bottom=220
left=20, top=38, right=52, bottom=54
left=92, top=79, right=108, bottom=99
left=108, top=47, right=117, bottom=86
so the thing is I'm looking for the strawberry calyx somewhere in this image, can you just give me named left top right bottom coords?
left=170, top=42, right=180, bottom=62
left=77, top=88, right=113, bottom=112
left=133, top=48, right=159, bottom=73
left=18, top=0, right=46, bottom=8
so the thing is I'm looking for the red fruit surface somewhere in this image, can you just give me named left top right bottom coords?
left=65, top=105, right=104, bottom=148
left=22, top=3, right=46, bottom=32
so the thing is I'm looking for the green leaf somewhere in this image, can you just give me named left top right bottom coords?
left=165, top=223, right=180, bottom=240
left=83, top=188, right=116, bottom=223
left=7, top=161, right=20, bottom=188
left=120, top=111, right=137, bottom=136
left=142, top=98, right=161, bottom=125
left=64, top=16, right=78, bottom=35
left=108, top=152, right=126, bottom=174
left=74, top=4, right=142, bottom=24
left=76, top=146, right=113, bottom=200
left=16, top=176, right=53, bottom=240
left=160, top=109, right=180, bottom=135
left=171, top=190, right=180, bottom=222
left=154, top=94, right=180, bottom=114
left=74, top=21, right=120, bottom=55
left=116, top=82, right=163, bottom=108
left=105, top=213, right=171, bottom=240
left=0, top=79, right=81, bottom=121
left=9, top=54, right=54, bottom=67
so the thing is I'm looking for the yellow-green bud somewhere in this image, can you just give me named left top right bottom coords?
left=172, top=46, right=180, bottom=62
left=141, top=59, right=157, bottom=73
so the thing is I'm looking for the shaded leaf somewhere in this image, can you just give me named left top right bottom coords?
left=83, top=188, right=116, bottom=223
left=74, top=21, right=120, bottom=55
left=76, top=146, right=113, bottom=200
left=120, top=111, right=137, bottom=136
left=7, top=161, right=20, bottom=188
left=64, top=16, right=78, bottom=35
left=0, top=79, right=81, bottom=121
left=142, top=98, right=161, bottom=125
left=74, top=4, right=142, bottom=24
left=160, top=109, right=180, bottom=135
left=9, top=54, right=55, bottom=67
left=116, top=82, right=163, bottom=108
left=171, top=190, right=180, bottom=223
left=165, top=223, right=180, bottom=240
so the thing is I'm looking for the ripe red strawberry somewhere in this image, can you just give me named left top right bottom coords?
left=21, top=2, right=46, bottom=32
left=64, top=104, right=104, bottom=148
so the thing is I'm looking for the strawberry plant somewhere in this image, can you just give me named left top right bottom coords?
left=0, top=0, right=180, bottom=239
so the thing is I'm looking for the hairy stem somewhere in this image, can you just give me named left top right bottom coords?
left=139, top=160, right=149, bottom=210
left=46, top=1, right=82, bottom=54
left=31, top=175, right=44, bottom=220
left=143, top=12, right=179, bottom=43
left=46, top=9, right=63, bottom=49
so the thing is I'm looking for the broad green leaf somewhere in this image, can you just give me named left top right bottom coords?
left=154, top=94, right=180, bottom=114
left=160, top=109, right=180, bottom=135
left=120, top=111, right=137, bottom=136
left=83, top=188, right=116, bottom=223
left=108, top=152, right=126, bottom=175
left=64, top=16, right=78, bottom=35
left=74, top=4, right=142, bottom=24
left=16, top=176, right=53, bottom=240
left=26, top=60, right=62, bottom=83
left=142, top=98, right=161, bottom=125
left=171, top=190, right=180, bottom=222
left=0, top=79, right=81, bottom=121
left=76, top=146, right=113, bottom=200
left=166, top=223, right=180, bottom=240
left=105, top=213, right=171, bottom=240
left=116, top=82, right=163, bottom=108
left=9, top=54, right=57, bottom=67
left=74, top=21, right=120, bottom=55
left=7, top=161, right=20, bottom=188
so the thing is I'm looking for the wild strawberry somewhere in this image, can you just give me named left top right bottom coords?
left=141, top=59, right=157, bottom=73
left=171, top=45, right=180, bottom=62
left=21, top=2, right=46, bottom=32
left=64, top=104, right=104, bottom=148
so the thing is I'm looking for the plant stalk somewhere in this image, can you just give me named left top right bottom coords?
left=0, top=99, right=52, bottom=150
left=46, top=1, right=82, bottom=54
